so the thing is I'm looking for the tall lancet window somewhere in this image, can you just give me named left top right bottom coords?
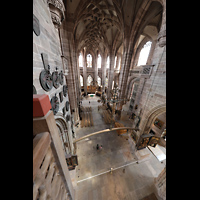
left=114, top=56, right=117, bottom=68
left=87, top=54, right=92, bottom=67
left=117, top=57, right=121, bottom=70
left=80, top=75, right=83, bottom=86
left=79, top=53, right=83, bottom=67
left=97, top=76, right=101, bottom=85
left=137, top=41, right=152, bottom=66
left=106, top=56, right=110, bottom=68
left=97, top=54, right=101, bottom=68
left=87, top=75, right=93, bottom=86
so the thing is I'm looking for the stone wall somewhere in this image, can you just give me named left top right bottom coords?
left=59, top=19, right=80, bottom=124
left=33, top=0, right=74, bottom=154
left=137, top=44, right=166, bottom=136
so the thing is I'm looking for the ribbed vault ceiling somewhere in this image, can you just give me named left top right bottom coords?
left=65, top=0, right=163, bottom=55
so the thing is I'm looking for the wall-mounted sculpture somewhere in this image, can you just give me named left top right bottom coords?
left=52, top=67, right=60, bottom=89
left=63, top=85, right=68, bottom=97
left=39, top=53, right=53, bottom=91
left=62, top=107, right=66, bottom=116
left=39, top=67, right=53, bottom=91
left=65, top=101, right=69, bottom=112
left=66, top=114, right=70, bottom=122
left=59, top=70, right=64, bottom=85
left=59, top=91, right=63, bottom=102
left=50, top=93, right=59, bottom=115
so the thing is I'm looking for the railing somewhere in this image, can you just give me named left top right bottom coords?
left=33, top=132, right=70, bottom=200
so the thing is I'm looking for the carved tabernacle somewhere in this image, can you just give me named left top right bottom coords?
left=47, top=0, right=65, bottom=28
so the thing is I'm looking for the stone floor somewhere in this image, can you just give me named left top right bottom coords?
left=74, top=95, right=165, bottom=200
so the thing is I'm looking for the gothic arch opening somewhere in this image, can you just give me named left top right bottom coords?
left=139, top=103, right=166, bottom=136
left=125, top=77, right=140, bottom=100
left=86, top=54, right=92, bottom=68
left=55, top=115, right=71, bottom=154
left=97, top=54, right=102, bottom=68
left=80, top=75, right=83, bottom=87
left=137, top=41, right=152, bottom=66
left=149, top=111, right=166, bottom=147
left=79, top=52, right=83, bottom=67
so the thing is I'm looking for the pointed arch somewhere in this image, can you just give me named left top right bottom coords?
left=139, top=103, right=166, bottom=135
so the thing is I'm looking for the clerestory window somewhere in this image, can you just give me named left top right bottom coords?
left=137, top=41, right=152, bottom=66
left=87, top=54, right=92, bottom=67
left=97, top=54, right=101, bottom=68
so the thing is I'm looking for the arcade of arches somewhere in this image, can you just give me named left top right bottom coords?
left=33, top=0, right=166, bottom=200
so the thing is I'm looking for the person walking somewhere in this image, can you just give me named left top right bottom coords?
left=89, top=101, right=90, bottom=104
left=96, top=144, right=99, bottom=150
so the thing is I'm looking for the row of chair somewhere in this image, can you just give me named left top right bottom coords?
left=98, top=105, right=126, bottom=135
left=80, top=106, right=93, bottom=128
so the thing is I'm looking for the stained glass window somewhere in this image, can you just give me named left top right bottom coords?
left=87, top=54, right=92, bottom=67
left=97, top=54, right=101, bottom=68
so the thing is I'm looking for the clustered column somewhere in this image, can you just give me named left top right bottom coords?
left=107, top=53, right=115, bottom=99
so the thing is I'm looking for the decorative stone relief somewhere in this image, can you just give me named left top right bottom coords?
left=47, top=0, right=65, bottom=28
left=50, top=93, right=59, bottom=115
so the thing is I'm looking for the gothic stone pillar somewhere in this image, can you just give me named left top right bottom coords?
left=107, top=53, right=115, bottom=99
left=118, top=46, right=133, bottom=110
left=101, top=53, right=107, bottom=93
left=83, top=53, right=88, bottom=95
left=59, top=20, right=79, bottom=124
